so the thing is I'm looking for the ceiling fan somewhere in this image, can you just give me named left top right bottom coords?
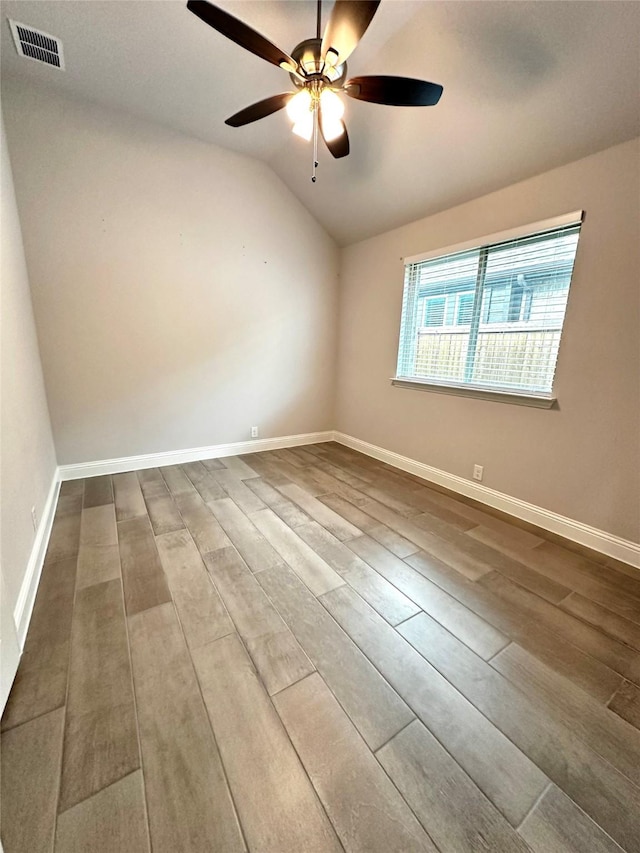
left=186, top=0, right=443, bottom=178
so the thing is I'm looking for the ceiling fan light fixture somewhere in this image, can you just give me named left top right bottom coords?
left=187, top=0, right=443, bottom=175
left=324, top=46, right=339, bottom=69
left=286, top=88, right=313, bottom=124
left=320, top=113, right=343, bottom=142
left=320, top=88, right=344, bottom=121
left=292, top=113, right=314, bottom=141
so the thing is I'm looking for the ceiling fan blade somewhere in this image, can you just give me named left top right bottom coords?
left=321, top=1, right=381, bottom=66
left=187, top=0, right=298, bottom=72
left=345, top=75, right=443, bottom=106
left=225, top=93, right=293, bottom=127
left=320, top=118, right=350, bottom=159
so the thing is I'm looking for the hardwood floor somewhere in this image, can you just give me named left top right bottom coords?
left=2, top=442, right=639, bottom=853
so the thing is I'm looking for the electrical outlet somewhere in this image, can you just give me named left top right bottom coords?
left=31, top=505, right=38, bottom=531
left=473, top=464, right=484, bottom=482
left=251, top=426, right=259, bottom=438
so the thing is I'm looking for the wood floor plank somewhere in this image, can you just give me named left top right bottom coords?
left=276, top=447, right=317, bottom=468
left=276, top=483, right=361, bottom=541
left=359, top=482, right=424, bottom=519
left=481, top=572, right=640, bottom=686
left=113, top=471, right=147, bottom=521
left=191, top=633, right=341, bottom=853
left=410, top=511, right=567, bottom=600
left=174, top=491, right=231, bottom=555
left=118, top=516, right=171, bottom=615
left=358, top=498, right=492, bottom=581
left=462, top=530, right=572, bottom=603
left=463, top=514, right=543, bottom=548
left=245, top=476, right=313, bottom=527
left=295, top=522, right=421, bottom=626
left=208, top=497, right=286, bottom=573
left=56, top=493, right=83, bottom=516
left=200, top=456, right=225, bottom=471
left=377, top=719, right=530, bottom=853
left=387, top=482, right=515, bottom=534
left=403, top=490, right=477, bottom=532
left=160, top=464, right=197, bottom=496
left=59, top=578, right=139, bottom=812
left=83, top=475, right=113, bottom=508
left=318, top=449, right=387, bottom=489
left=1, top=557, right=77, bottom=731
left=55, top=771, right=150, bottom=853
left=239, top=452, right=293, bottom=487
left=204, top=547, right=314, bottom=695
left=518, top=785, right=625, bottom=853
left=398, top=611, right=640, bottom=852
left=257, top=563, right=414, bottom=750
left=608, top=680, right=640, bottom=730
left=322, top=585, right=547, bottom=827
left=496, top=540, right=640, bottom=624
left=137, top=467, right=166, bottom=490
left=318, top=493, right=419, bottom=558
left=406, top=551, right=624, bottom=703
left=181, top=461, right=226, bottom=501
left=0, top=707, right=64, bottom=853
left=466, top=518, right=545, bottom=551
left=221, top=454, right=260, bottom=479
left=250, top=508, right=345, bottom=595
left=312, top=457, right=371, bottom=490
left=45, top=505, right=82, bottom=563
left=211, top=467, right=267, bottom=513
left=60, top=478, right=84, bottom=496
left=144, top=490, right=185, bottom=536
left=492, top=642, right=640, bottom=786
left=323, top=480, right=385, bottom=513
left=264, top=453, right=341, bottom=496
left=285, top=446, right=325, bottom=466
left=349, top=535, right=509, bottom=659
left=77, top=504, right=120, bottom=589
left=155, top=529, right=234, bottom=649
left=561, top=592, right=640, bottom=651
left=129, top=603, right=245, bottom=853
left=138, top=470, right=186, bottom=534
left=274, top=673, right=436, bottom=853
left=535, top=541, right=640, bottom=600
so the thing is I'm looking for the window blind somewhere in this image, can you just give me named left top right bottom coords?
left=396, top=218, right=582, bottom=396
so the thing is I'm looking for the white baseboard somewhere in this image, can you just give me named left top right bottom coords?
left=334, top=432, right=640, bottom=569
left=58, top=431, right=334, bottom=481
left=13, top=471, right=61, bottom=649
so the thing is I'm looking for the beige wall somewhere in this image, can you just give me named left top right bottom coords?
left=2, top=80, right=339, bottom=465
left=336, top=138, right=640, bottom=543
left=1, top=111, right=57, bottom=614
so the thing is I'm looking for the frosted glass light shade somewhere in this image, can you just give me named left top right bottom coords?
left=320, top=89, right=344, bottom=121
left=320, top=114, right=343, bottom=142
left=286, top=89, right=313, bottom=123
left=292, top=113, right=314, bottom=140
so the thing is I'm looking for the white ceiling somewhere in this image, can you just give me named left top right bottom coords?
left=1, top=0, right=639, bottom=245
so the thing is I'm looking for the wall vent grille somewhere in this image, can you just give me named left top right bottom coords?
left=8, top=19, right=65, bottom=69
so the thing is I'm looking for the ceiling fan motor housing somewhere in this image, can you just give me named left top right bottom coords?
left=289, top=38, right=347, bottom=89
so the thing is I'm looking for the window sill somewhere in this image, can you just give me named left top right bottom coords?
left=391, top=377, right=557, bottom=409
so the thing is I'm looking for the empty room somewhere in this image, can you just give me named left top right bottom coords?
left=1, top=0, right=639, bottom=851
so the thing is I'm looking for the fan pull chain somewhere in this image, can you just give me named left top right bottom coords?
left=312, top=105, right=319, bottom=183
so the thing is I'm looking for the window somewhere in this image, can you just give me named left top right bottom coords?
left=395, top=212, right=582, bottom=400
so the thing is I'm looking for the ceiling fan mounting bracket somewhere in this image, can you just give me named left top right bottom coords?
left=289, top=38, right=347, bottom=89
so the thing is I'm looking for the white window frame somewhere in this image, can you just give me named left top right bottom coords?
left=392, top=211, right=583, bottom=408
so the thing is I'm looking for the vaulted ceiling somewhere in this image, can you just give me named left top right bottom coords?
left=2, top=1, right=639, bottom=244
